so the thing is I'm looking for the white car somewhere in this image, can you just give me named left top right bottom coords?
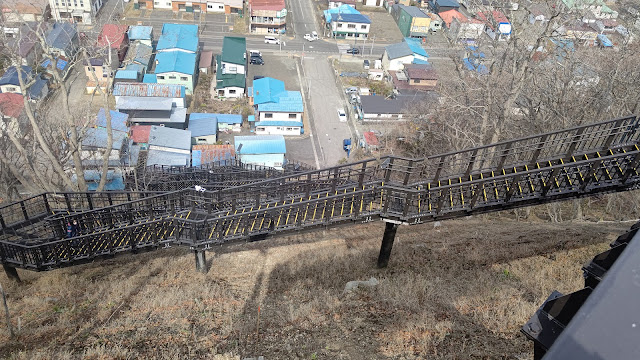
left=249, top=50, right=262, bottom=57
left=304, top=34, right=316, bottom=42
left=337, top=108, right=347, bottom=122
left=264, top=36, right=280, bottom=45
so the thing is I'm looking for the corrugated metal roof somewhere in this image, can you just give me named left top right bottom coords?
left=255, top=120, right=303, bottom=127
left=192, top=144, right=235, bottom=166
left=188, top=114, right=218, bottom=137
left=405, top=38, right=429, bottom=57
left=113, top=83, right=184, bottom=98
left=158, top=24, right=198, bottom=52
left=148, top=125, right=191, bottom=150
left=257, top=91, right=304, bottom=112
left=200, top=50, right=213, bottom=68
left=127, top=107, right=187, bottom=124
left=234, top=135, right=286, bottom=154
left=364, top=131, right=379, bottom=146
left=128, top=25, right=152, bottom=40
left=324, top=4, right=359, bottom=23
left=96, top=108, right=129, bottom=132
left=147, top=149, right=190, bottom=166
left=221, top=37, right=246, bottom=65
left=155, top=51, right=196, bottom=75
left=130, top=125, right=152, bottom=143
left=97, top=24, right=129, bottom=49
left=212, top=113, right=242, bottom=124
left=253, top=77, right=286, bottom=105
left=0, top=93, right=24, bottom=118
left=399, top=5, right=428, bottom=18
left=116, top=97, right=174, bottom=111
left=143, top=74, right=157, bottom=83
left=81, top=127, right=128, bottom=150
left=330, top=13, right=371, bottom=24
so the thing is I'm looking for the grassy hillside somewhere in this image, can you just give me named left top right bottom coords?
left=0, top=218, right=630, bottom=359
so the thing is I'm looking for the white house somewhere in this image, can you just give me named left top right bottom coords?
left=363, top=0, right=384, bottom=6
left=476, top=10, right=511, bottom=41
left=252, top=77, right=304, bottom=136
left=330, top=13, right=371, bottom=39
left=214, top=37, right=247, bottom=99
left=49, top=0, right=102, bottom=24
left=382, top=39, right=430, bottom=71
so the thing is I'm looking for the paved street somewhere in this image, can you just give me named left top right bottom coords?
left=286, top=0, right=319, bottom=38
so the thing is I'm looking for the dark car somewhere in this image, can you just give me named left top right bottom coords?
left=250, top=56, right=264, bottom=65
left=346, top=47, right=360, bottom=54
left=254, top=75, right=265, bottom=80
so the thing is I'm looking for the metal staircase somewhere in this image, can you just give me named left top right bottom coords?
left=2, top=115, right=640, bottom=273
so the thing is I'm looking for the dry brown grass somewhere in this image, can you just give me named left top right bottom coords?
left=0, top=217, right=630, bottom=359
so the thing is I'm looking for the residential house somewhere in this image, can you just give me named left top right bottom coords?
left=328, top=0, right=356, bottom=9
left=130, top=125, right=152, bottom=149
left=167, top=0, right=242, bottom=13
left=157, top=23, right=198, bottom=53
left=39, top=56, right=71, bottom=80
left=442, top=10, right=485, bottom=43
left=426, top=12, right=443, bottom=31
left=191, top=144, right=235, bottom=166
left=252, top=77, right=304, bottom=136
left=113, top=83, right=186, bottom=108
left=114, top=63, right=144, bottom=83
left=49, top=0, right=102, bottom=24
left=392, top=5, right=431, bottom=38
left=147, top=125, right=192, bottom=166
left=359, top=95, right=412, bottom=121
left=389, top=63, right=438, bottom=94
left=361, top=131, right=379, bottom=151
left=329, top=12, right=372, bottom=39
left=1, top=0, right=49, bottom=24
left=459, top=0, right=517, bottom=14
left=128, top=25, right=153, bottom=46
left=249, top=0, right=287, bottom=34
left=155, top=51, right=197, bottom=94
left=214, top=36, right=247, bottom=98
left=430, top=0, right=459, bottom=13
left=116, top=97, right=187, bottom=128
left=363, top=0, right=384, bottom=7
left=476, top=10, right=511, bottom=41
left=562, top=0, right=618, bottom=20
left=200, top=50, right=213, bottom=73
left=213, top=113, right=243, bottom=131
left=234, top=135, right=286, bottom=170
left=6, top=23, right=47, bottom=66
left=121, top=42, right=153, bottom=72
left=0, top=66, right=31, bottom=94
left=96, top=24, right=129, bottom=68
left=80, top=127, right=131, bottom=167
left=188, top=113, right=218, bottom=145
left=382, top=38, right=429, bottom=71
left=44, top=22, right=78, bottom=58
left=527, top=2, right=550, bottom=25
left=0, top=93, right=25, bottom=123
left=27, top=75, right=49, bottom=101
left=84, top=58, right=112, bottom=94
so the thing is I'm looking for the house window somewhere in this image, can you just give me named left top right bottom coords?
left=207, top=4, right=212, bottom=8
left=265, top=113, right=273, bottom=118
left=103, top=73, right=107, bottom=77
left=154, top=1, right=159, bottom=4
left=180, top=76, right=188, bottom=81
left=218, top=5, right=223, bottom=9
left=6, top=87, right=16, bottom=92
left=169, top=76, right=176, bottom=79
left=337, top=23, right=343, bottom=28
left=166, top=2, right=171, bottom=5
left=414, top=79, right=421, bottom=83
left=348, top=24, right=356, bottom=29
left=361, top=25, right=367, bottom=29
left=288, top=114, right=296, bottom=119
left=286, top=127, right=293, bottom=131
left=229, top=89, right=236, bottom=94
left=157, top=75, right=165, bottom=79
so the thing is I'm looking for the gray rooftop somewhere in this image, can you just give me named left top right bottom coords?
left=360, top=95, right=412, bottom=115
left=116, top=97, right=174, bottom=111
left=148, top=125, right=191, bottom=150
left=399, top=5, right=429, bottom=18
left=385, top=42, right=413, bottom=60
left=146, top=149, right=190, bottom=166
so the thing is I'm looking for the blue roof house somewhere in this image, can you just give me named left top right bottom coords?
left=382, top=38, right=429, bottom=71
left=80, top=126, right=129, bottom=167
left=252, top=77, right=304, bottom=136
left=323, top=4, right=360, bottom=23
left=45, top=22, right=78, bottom=58
left=128, top=26, right=153, bottom=46
left=234, top=135, right=287, bottom=170
left=330, top=12, right=371, bottom=39
left=155, top=51, right=197, bottom=95
left=188, top=113, right=219, bottom=145
left=115, top=64, right=144, bottom=83
left=0, top=66, right=32, bottom=94
left=210, top=113, right=243, bottom=131
left=157, top=24, right=199, bottom=53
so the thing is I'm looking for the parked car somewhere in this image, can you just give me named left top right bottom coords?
left=346, top=47, right=360, bottom=54
left=254, top=75, right=265, bottom=80
left=363, top=59, right=370, bottom=69
left=250, top=56, right=264, bottom=65
left=304, top=34, right=316, bottom=41
left=337, top=108, right=347, bottom=122
left=249, top=50, right=262, bottom=57
left=345, top=86, right=358, bottom=95
left=264, top=36, right=280, bottom=45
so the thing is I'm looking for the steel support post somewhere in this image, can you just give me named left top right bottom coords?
left=194, top=250, right=208, bottom=273
left=377, top=221, right=399, bottom=268
left=3, top=264, right=20, bottom=283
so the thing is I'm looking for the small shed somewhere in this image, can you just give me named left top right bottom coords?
left=234, top=135, right=286, bottom=170
left=214, top=113, right=243, bottom=132
left=130, top=125, right=152, bottom=149
left=188, top=113, right=219, bottom=145
left=199, top=50, right=213, bottom=74
left=192, top=144, right=235, bottom=166
left=361, top=131, right=380, bottom=151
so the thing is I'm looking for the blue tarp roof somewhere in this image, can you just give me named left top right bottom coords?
left=41, top=58, right=69, bottom=71
left=155, top=51, right=196, bottom=75
left=253, top=77, right=286, bottom=105
left=330, top=13, right=371, bottom=24
left=466, top=45, right=486, bottom=58
left=255, top=120, right=303, bottom=127
left=213, top=113, right=243, bottom=125
left=234, top=135, right=286, bottom=154
left=463, top=58, right=489, bottom=74
left=412, top=58, right=430, bottom=64
left=157, top=24, right=198, bottom=53
left=324, top=4, right=360, bottom=23
left=84, top=170, right=125, bottom=191
left=188, top=113, right=218, bottom=137
left=97, top=108, right=129, bottom=132
left=257, top=91, right=304, bottom=113
left=128, top=25, right=153, bottom=40
left=597, top=34, right=613, bottom=47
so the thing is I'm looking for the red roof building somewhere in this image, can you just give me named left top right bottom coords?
left=363, top=131, right=379, bottom=151
left=130, top=125, right=152, bottom=144
left=97, top=24, right=130, bottom=66
left=0, top=93, right=25, bottom=118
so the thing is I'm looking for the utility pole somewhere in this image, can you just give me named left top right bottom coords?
left=362, top=35, right=366, bottom=57
left=370, top=35, right=375, bottom=56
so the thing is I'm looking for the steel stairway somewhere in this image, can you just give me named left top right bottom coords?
left=2, top=115, right=640, bottom=271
